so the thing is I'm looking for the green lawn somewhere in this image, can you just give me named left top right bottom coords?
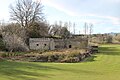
left=0, top=44, right=120, bottom=80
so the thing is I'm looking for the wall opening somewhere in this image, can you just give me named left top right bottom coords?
left=44, top=44, right=47, bottom=46
left=69, top=45, right=72, bottom=48
left=36, top=44, right=39, bottom=46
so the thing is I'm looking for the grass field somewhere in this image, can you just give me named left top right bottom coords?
left=0, top=44, right=120, bottom=80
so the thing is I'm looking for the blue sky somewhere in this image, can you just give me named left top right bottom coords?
left=0, top=0, right=120, bottom=34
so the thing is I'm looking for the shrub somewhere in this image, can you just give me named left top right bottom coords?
left=61, top=56, right=80, bottom=63
left=0, top=53, right=9, bottom=58
left=36, top=54, right=48, bottom=62
left=25, top=49, right=92, bottom=63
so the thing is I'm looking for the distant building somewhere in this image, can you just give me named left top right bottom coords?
left=29, top=36, right=88, bottom=50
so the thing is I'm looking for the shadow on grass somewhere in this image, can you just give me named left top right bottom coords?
left=0, top=59, right=103, bottom=79
left=0, top=61, right=62, bottom=80
left=99, top=46, right=120, bottom=55
left=82, top=56, right=97, bottom=62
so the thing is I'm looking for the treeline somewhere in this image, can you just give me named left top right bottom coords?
left=89, top=33, right=120, bottom=44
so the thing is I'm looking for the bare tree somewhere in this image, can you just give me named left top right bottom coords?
left=84, top=23, right=93, bottom=35
left=73, top=23, right=76, bottom=34
left=9, top=0, right=45, bottom=45
left=89, top=23, right=93, bottom=35
left=68, top=21, right=72, bottom=32
left=60, top=27, right=70, bottom=38
left=1, top=23, right=29, bottom=52
left=10, top=0, right=44, bottom=29
left=49, top=24, right=61, bottom=37
left=49, top=21, right=70, bottom=38
left=64, top=22, right=68, bottom=29
left=59, top=21, right=63, bottom=28
left=28, top=22, right=50, bottom=38
left=84, top=22, right=87, bottom=35
left=88, top=23, right=93, bottom=42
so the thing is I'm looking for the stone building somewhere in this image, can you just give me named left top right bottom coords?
left=29, top=38, right=55, bottom=50
left=29, top=36, right=88, bottom=50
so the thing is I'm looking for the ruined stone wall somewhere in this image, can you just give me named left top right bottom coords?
left=29, top=37, right=88, bottom=50
left=29, top=38, right=51, bottom=50
left=54, top=39, right=65, bottom=49
left=68, top=37, right=88, bottom=49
